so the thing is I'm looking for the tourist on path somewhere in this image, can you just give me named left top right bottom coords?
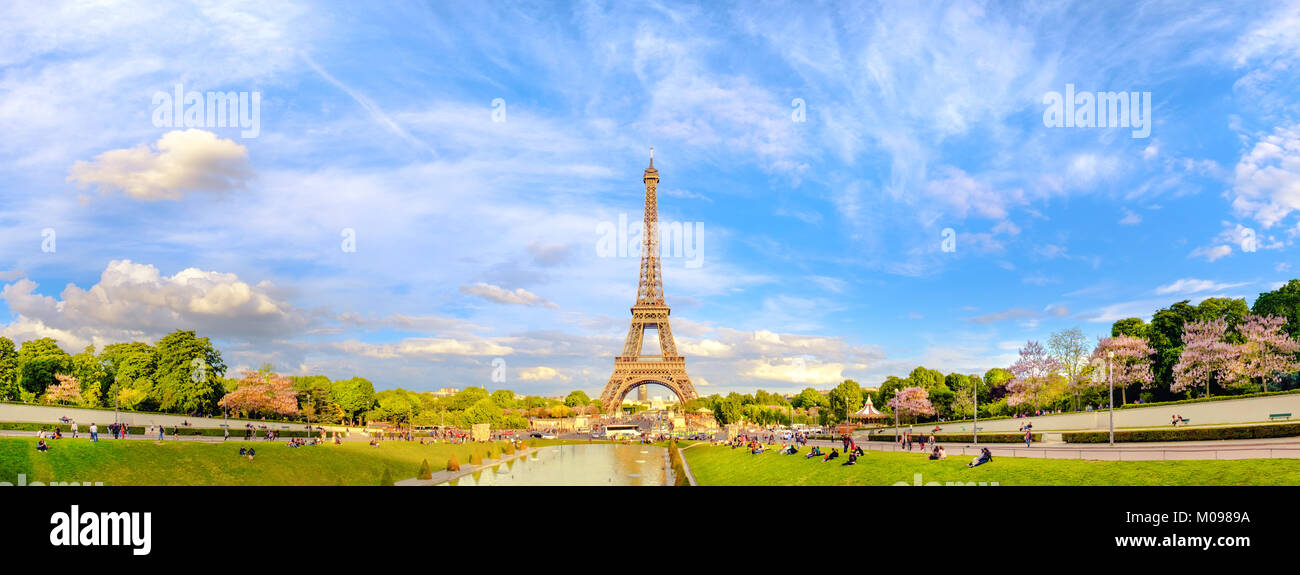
left=90, top=423, right=98, bottom=442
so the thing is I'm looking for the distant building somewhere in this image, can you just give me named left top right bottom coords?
left=430, top=387, right=460, bottom=397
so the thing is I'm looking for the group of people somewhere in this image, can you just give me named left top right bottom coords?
left=238, top=447, right=256, bottom=460
left=898, top=432, right=934, bottom=451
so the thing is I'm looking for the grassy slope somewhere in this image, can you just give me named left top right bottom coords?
left=682, top=445, right=1300, bottom=486
left=0, top=437, right=516, bottom=486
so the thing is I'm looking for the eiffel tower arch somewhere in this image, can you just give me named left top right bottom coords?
left=600, top=150, right=699, bottom=413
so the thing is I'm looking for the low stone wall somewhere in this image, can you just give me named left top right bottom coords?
left=861, top=394, right=1300, bottom=436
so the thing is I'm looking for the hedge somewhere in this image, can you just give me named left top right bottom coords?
left=0, top=422, right=313, bottom=438
left=1063, top=422, right=1300, bottom=443
left=668, top=440, right=690, bottom=486
left=865, top=433, right=1041, bottom=443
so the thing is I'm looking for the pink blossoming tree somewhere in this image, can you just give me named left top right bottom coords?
left=1237, top=314, right=1300, bottom=393
left=1089, top=335, right=1156, bottom=405
left=218, top=371, right=299, bottom=418
left=1172, top=318, right=1243, bottom=398
left=887, top=386, right=934, bottom=423
left=42, top=374, right=83, bottom=406
left=1007, top=340, right=1063, bottom=411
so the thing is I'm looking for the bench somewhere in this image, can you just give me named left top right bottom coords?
left=1269, top=413, right=1292, bottom=421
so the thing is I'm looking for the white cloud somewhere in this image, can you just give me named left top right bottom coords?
left=68, top=130, right=252, bottom=200
left=1229, top=124, right=1300, bottom=228
left=1189, top=244, right=1233, bottom=262
left=518, top=366, right=571, bottom=382
left=459, top=282, right=558, bottom=309
left=1154, top=278, right=1250, bottom=295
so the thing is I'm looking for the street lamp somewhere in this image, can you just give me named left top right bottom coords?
left=1107, top=350, right=1115, bottom=447
left=973, top=381, right=978, bottom=446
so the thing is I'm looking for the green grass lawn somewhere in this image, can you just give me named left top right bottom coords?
left=682, top=445, right=1300, bottom=486
left=0, top=437, right=518, bottom=486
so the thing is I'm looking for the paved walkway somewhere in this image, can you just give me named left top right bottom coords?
left=805, top=436, right=1300, bottom=460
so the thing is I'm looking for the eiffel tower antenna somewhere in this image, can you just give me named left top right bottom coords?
left=599, top=153, right=698, bottom=413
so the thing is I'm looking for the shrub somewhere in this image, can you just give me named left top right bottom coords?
left=379, top=468, right=394, bottom=486
left=1063, top=422, right=1300, bottom=443
left=470, top=452, right=483, bottom=466
left=864, top=433, right=1038, bottom=443
left=417, top=459, right=432, bottom=480
left=505, top=444, right=515, bottom=455
left=447, top=454, right=461, bottom=472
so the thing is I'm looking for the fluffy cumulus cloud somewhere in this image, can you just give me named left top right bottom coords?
left=1230, top=125, right=1300, bottom=228
left=68, top=130, right=253, bottom=200
left=0, top=260, right=305, bottom=348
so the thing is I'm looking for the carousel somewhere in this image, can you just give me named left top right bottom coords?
left=848, top=396, right=889, bottom=426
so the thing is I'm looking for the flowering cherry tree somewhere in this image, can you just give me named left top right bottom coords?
left=1007, top=341, right=1063, bottom=411
left=218, top=371, right=299, bottom=418
left=42, top=374, right=83, bottom=405
left=1089, top=335, right=1156, bottom=405
left=1172, top=318, right=1243, bottom=398
left=1237, top=314, right=1300, bottom=393
left=887, top=386, right=934, bottom=423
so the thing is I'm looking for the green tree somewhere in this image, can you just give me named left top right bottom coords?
left=984, top=368, right=1013, bottom=401
left=791, top=387, right=827, bottom=410
left=1252, top=279, right=1300, bottom=339
left=331, top=377, right=377, bottom=423
left=710, top=395, right=743, bottom=425
left=69, top=345, right=109, bottom=407
left=0, top=337, right=18, bottom=401
left=563, top=390, right=590, bottom=408
left=152, top=330, right=226, bottom=414
left=490, top=389, right=518, bottom=409
left=826, top=379, right=864, bottom=424
left=99, top=342, right=158, bottom=410
left=1112, top=317, right=1149, bottom=338
left=17, top=338, right=72, bottom=396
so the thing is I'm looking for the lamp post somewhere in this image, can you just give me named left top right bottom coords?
left=973, top=381, right=978, bottom=445
left=1107, top=350, right=1115, bottom=447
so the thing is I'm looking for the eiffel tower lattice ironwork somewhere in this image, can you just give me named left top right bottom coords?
left=599, top=150, right=699, bottom=413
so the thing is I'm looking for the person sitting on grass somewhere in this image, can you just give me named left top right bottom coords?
left=929, top=445, right=944, bottom=460
left=239, top=447, right=247, bottom=457
left=822, top=448, right=839, bottom=462
left=805, top=446, right=823, bottom=459
left=247, top=447, right=256, bottom=461
left=37, top=439, right=49, bottom=452
left=842, top=451, right=858, bottom=466
left=966, top=447, right=992, bottom=468
left=750, top=444, right=765, bottom=455
left=782, top=444, right=798, bottom=455
left=851, top=445, right=864, bottom=457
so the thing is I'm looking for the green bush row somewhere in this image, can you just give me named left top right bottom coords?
left=864, top=433, right=1041, bottom=443
left=0, top=421, right=313, bottom=438
left=1063, top=422, right=1300, bottom=443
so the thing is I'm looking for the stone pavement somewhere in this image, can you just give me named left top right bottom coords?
left=807, top=435, right=1300, bottom=460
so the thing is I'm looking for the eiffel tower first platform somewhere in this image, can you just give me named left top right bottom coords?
left=599, top=150, right=699, bottom=413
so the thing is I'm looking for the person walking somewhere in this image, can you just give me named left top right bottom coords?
left=90, top=423, right=98, bottom=442
left=71, top=420, right=78, bottom=439
left=1024, top=428, right=1032, bottom=448
left=158, top=425, right=164, bottom=441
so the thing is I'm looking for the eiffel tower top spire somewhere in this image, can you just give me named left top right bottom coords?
left=637, top=147, right=663, bottom=305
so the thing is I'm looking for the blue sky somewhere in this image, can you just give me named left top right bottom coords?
left=1, top=1, right=1298, bottom=398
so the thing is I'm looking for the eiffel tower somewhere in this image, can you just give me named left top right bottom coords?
left=599, top=149, right=698, bottom=413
